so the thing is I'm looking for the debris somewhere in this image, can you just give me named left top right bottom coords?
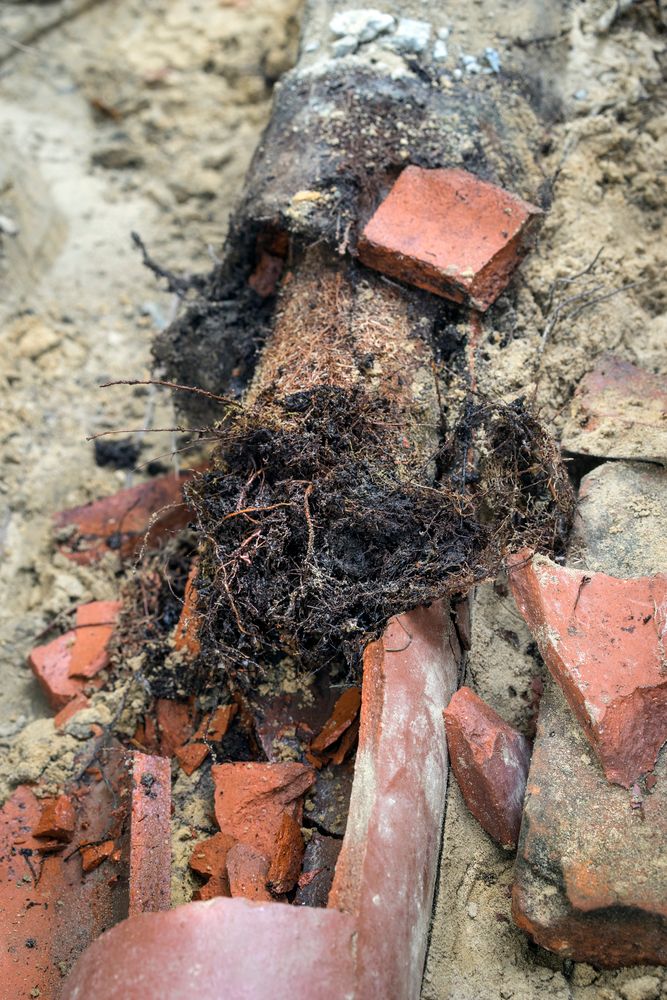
left=173, top=564, right=202, bottom=659
left=294, top=832, right=341, bottom=907
left=0, top=214, right=19, bottom=236
left=226, top=843, right=273, bottom=902
left=443, top=686, right=531, bottom=849
left=93, top=437, right=141, bottom=470
left=125, top=753, right=172, bottom=915
left=194, top=703, right=237, bottom=742
left=54, top=693, right=91, bottom=729
left=562, top=355, right=667, bottom=465
left=248, top=251, right=284, bottom=298
left=155, top=698, right=195, bottom=757
left=54, top=471, right=195, bottom=565
left=33, top=794, right=76, bottom=843
left=358, top=166, right=542, bottom=310
left=508, top=551, right=667, bottom=787
left=310, top=687, right=361, bottom=755
left=266, top=813, right=304, bottom=895
left=212, top=762, right=315, bottom=862
left=81, top=840, right=115, bottom=873
left=189, top=832, right=235, bottom=899
left=386, top=17, right=431, bottom=54
left=175, top=742, right=209, bottom=775
left=569, top=461, right=667, bottom=578
left=329, top=9, right=395, bottom=44
left=332, top=35, right=358, bottom=57
left=484, top=47, right=501, bottom=73
left=513, top=683, right=667, bottom=966
left=28, top=601, right=121, bottom=709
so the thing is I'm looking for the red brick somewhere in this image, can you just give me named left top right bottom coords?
left=193, top=703, right=237, bottom=742
left=358, top=166, right=541, bottom=310
left=189, top=832, right=235, bottom=898
left=266, top=812, right=304, bottom=895
left=155, top=698, right=195, bottom=757
left=513, top=682, right=667, bottom=966
left=63, top=898, right=356, bottom=999
left=126, top=753, right=172, bottom=915
left=33, top=794, right=76, bottom=843
left=226, top=843, right=273, bottom=902
left=508, top=550, right=667, bottom=787
left=28, top=601, right=120, bottom=709
left=54, top=692, right=90, bottom=729
left=443, top=686, right=531, bottom=849
left=173, top=564, right=201, bottom=658
left=175, top=741, right=209, bottom=775
left=81, top=839, right=115, bottom=873
left=53, top=470, right=195, bottom=565
left=212, top=761, right=315, bottom=863
left=562, top=354, right=667, bottom=464
left=328, top=602, right=460, bottom=999
left=310, top=686, right=361, bottom=754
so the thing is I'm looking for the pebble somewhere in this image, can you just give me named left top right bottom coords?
left=332, top=35, right=358, bottom=57
left=484, top=47, right=501, bottom=73
left=387, top=17, right=432, bottom=54
left=0, top=214, right=19, bottom=237
left=467, top=901, right=478, bottom=919
left=433, top=40, right=448, bottom=61
left=329, top=9, right=395, bottom=43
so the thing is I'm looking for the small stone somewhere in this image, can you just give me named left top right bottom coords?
left=433, top=40, right=448, bottom=60
left=0, top=214, right=19, bottom=236
left=620, top=976, right=661, bottom=1000
left=467, top=901, right=478, bottom=919
left=329, top=9, right=395, bottom=43
left=332, top=35, right=358, bottom=57
left=484, top=47, right=501, bottom=72
left=508, top=551, right=667, bottom=787
left=443, top=686, right=531, bottom=849
left=387, top=17, right=431, bottom=54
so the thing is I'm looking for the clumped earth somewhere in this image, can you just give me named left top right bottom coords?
left=0, top=0, right=666, bottom=998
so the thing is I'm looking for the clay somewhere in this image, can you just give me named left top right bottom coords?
left=358, top=166, right=541, bottom=310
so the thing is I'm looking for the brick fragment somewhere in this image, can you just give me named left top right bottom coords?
left=443, top=686, right=531, bottom=849
left=155, top=698, right=195, bottom=757
left=226, top=843, right=273, bottom=902
left=53, top=470, right=195, bottom=565
left=189, top=831, right=235, bottom=895
left=175, top=742, right=209, bottom=775
left=562, top=354, right=667, bottom=465
left=173, top=564, right=201, bottom=658
left=513, top=683, right=667, bottom=966
left=267, top=812, right=304, bottom=894
left=126, top=753, right=172, bottom=915
left=193, top=703, right=237, bottom=742
left=28, top=601, right=120, bottom=709
left=54, top=693, right=90, bottom=729
left=508, top=551, right=667, bottom=787
left=310, top=686, right=361, bottom=754
left=212, top=761, right=315, bottom=862
left=81, top=840, right=115, bottom=873
left=33, top=794, right=76, bottom=843
left=358, top=166, right=541, bottom=310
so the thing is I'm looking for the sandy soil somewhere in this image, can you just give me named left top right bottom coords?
left=0, top=1, right=665, bottom=998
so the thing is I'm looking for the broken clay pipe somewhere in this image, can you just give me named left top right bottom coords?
left=63, top=601, right=460, bottom=999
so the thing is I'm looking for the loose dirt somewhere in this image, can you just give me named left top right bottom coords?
left=0, top=0, right=665, bottom=998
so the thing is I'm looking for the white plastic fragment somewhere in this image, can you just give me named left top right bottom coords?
left=484, top=47, right=501, bottom=73
left=329, top=9, right=395, bottom=44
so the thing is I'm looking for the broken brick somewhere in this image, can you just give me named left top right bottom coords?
left=53, top=470, right=195, bottom=565
left=193, top=703, right=237, bottom=742
left=212, top=761, right=315, bottom=862
left=126, top=753, right=172, bottom=915
left=33, top=794, right=76, bottom=843
left=267, top=812, right=304, bottom=895
left=189, top=831, right=235, bottom=899
left=358, top=166, right=541, bottom=311
left=444, top=687, right=531, bottom=849
left=562, top=354, right=667, bottom=465
left=155, top=698, right=195, bottom=757
left=28, top=601, right=120, bottom=709
left=513, top=682, right=667, bottom=966
left=310, top=687, right=361, bottom=754
left=226, top=842, right=273, bottom=902
left=81, top=840, right=115, bottom=873
left=175, top=741, right=209, bottom=775
left=508, top=551, right=667, bottom=787
left=173, top=563, right=201, bottom=658
left=54, top=692, right=90, bottom=729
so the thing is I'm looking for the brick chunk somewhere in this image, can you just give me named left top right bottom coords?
left=54, top=471, right=195, bottom=565
left=358, top=166, right=541, bottom=310
left=33, top=794, right=76, bottom=842
left=28, top=600, right=120, bottom=709
left=513, top=683, right=667, bottom=966
left=444, top=686, right=531, bottom=849
left=562, top=354, right=667, bottom=465
left=508, top=551, right=667, bottom=787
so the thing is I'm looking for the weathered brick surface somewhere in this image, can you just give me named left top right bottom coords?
left=444, top=686, right=531, bottom=849
left=562, top=354, right=667, bottom=465
left=513, top=683, right=667, bottom=966
left=358, top=166, right=541, bottom=310
left=509, top=552, right=667, bottom=788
